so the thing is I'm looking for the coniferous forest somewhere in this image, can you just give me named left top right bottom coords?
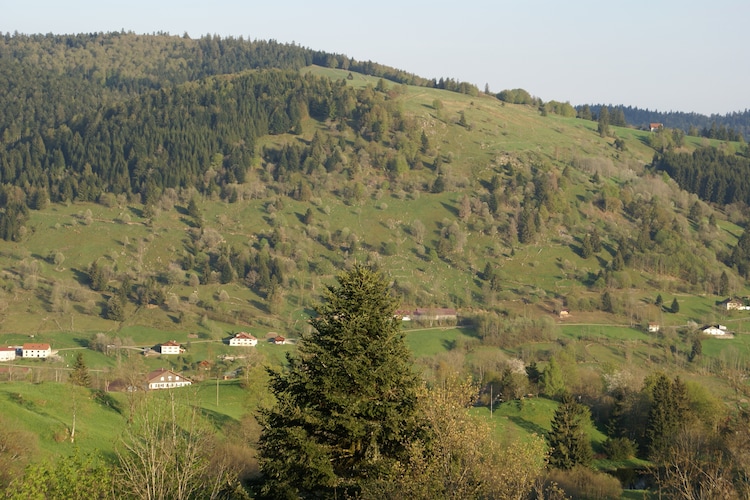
left=1, top=31, right=750, bottom=499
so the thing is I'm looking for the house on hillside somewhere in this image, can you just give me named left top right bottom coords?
left=720, top=298, right=747, bottom=311
left=557, top=308, right=571, bottom=319
left=394, top=310, right=412, bottom=321
left=649, top=123, right=664, bottom=132
left=158, top=340, right=182, bottom=355
left=229, top=332, right=258, bottom=347
left=22, top=343, right=51, bottom=358
left=702, top=325, right=728, bottom=336
left=272, top=335, right=286, bottom=345
left=412, top=308, right=458, bottom=324
left=0, top=347, right=16, bottom=362
left=647, top=322, right=660, bottom=333
left=146, top=368, right=192, bottom=390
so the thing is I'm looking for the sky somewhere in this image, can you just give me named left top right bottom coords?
left=2, top=0, right=748, bottom=116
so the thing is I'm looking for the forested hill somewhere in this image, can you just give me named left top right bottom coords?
left=584, top=104, right=750, bottom=141
left=0, top=32, right=477, bottom=142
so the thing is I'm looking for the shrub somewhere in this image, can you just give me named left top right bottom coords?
left=547, top=466, right=622, bottom=500
left=603, top=437, right=637, bottom=460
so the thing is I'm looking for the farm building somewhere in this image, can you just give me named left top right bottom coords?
left=22, top=343, right=51, bottom=358
left=146, top=368, right=192, bottom=390
left=229, top=332, right=258, bottom=346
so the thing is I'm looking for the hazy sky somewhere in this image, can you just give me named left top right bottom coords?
left=3, top=0, right=748, bottom=115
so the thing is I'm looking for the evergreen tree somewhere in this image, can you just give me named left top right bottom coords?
left=598, top=106, right=611, bottom=138
left=105, top=295, right=125, bottom=322
left=87, top=260, right=107, bottom=292
left=547, top=394, right=594, bottom=469
left=69, top=352, right=91, bottom=387
left=689, top=338, right=703, bottom=362
left=670, top=297, right=680, bottom=313
left=719, top=270, right=729, bottom=296
left=539, top=358, right=566, bottom=398
left=612, top=248, right=625, bottom=271
left=590, top=228, right=602, bottom=253
left=581, top=234, right=593, bottom=259
left=257, top=265, right=423, bottom=498
left=655, top=294, right=663, bottom=307
left=645, top=374, right=690, bottom=460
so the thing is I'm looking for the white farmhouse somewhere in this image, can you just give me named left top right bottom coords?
left=146, top=368, right=192, bottom=390
left=229, top=332, right=258, bottom=347
left=0, top=347, right=16, bottom=361
left=22, top=343, right=51, bottom=358
left=159, top=340, right=182, bottom=355
left=702, top=325, right=728, bottom=336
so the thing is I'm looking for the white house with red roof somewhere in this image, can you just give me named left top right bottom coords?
left=0, top=347, right=17, bottom=361
left=22, top=343, right=51, bottom=358
left=229, top=332, right=258, bottom=346
left=146, top=368, right=192, bottom=390
left=159, top=340, right=182, bottom=355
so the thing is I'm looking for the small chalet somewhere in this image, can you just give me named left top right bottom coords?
left=557, top=308, right=571, bottom=319
left=146, top=368, right=192, bottom=390
left=721, top=298, right=746, bottom=311
left=159, top=340, right=182, bottom=355
left=0, top=347, right=16, bottom=362
left=702, top=325, right=728, bottom=336
left=649, top=123, right=664, bottom=132
left=22, top=343, right=51, bottom=358
left=272, top=335, right=286, bottom=345
left=647, top=322, right=660, bottom=333
left=229, top=332, right=258, bottom=347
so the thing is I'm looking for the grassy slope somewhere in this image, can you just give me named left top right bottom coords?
left=0, top=67, right=748, bottom=480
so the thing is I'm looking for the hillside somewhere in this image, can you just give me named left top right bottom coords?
left=1, top=32, right=750, bottom=498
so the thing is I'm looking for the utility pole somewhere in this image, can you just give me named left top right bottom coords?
left=490, top=385, right=493, bottom=418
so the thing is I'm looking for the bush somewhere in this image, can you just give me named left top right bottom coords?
left=603, top=436, right=637, bottom=460
left=546, top=466, right=622, bottom=500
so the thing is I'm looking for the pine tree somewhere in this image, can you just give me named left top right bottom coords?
left=581, top=234, right=593, bottom=259
left=590, top=228, right=602, bottom=253
left=257, top=265, right=423, bottom=498
left=597, top=106, right=611, bottom=138
left=612, top=248, right=625, bottom=271
left=645, top=374, right=690, bottom=460
left=547, top=394, right=594, bottom=469
left=670, top=298, right=680, bottom=313
left=69, top=352, right=91, bottom=387
left=105, top=296, right=125, bottom=322
left=719, top=270, right=729, bottom=296
left=689, top=338, right=703, bottom=362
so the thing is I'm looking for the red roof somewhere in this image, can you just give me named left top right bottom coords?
left=414, top=308, right=457, bottom=316
left=161, top=340, right=181, bottom=347
left=234, top=332, right=256, bottom=339
left=0, top=347, right=16, bottom=352
left=22, top=343, right=51, bottom=350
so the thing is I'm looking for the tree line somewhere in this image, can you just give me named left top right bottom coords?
left=653, top=146, right=750, bottom=206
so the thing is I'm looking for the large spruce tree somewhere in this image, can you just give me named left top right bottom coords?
left=547, top=394, right=594, bottom=469
left=645, top=374, right=690, bottom=460
left=257, top=265, right=423, bottom=498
